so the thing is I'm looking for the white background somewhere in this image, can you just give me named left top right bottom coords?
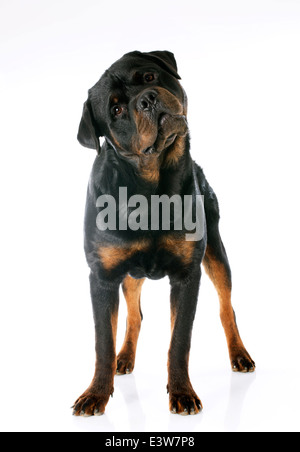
left=1, top=0, right=300, bottom=432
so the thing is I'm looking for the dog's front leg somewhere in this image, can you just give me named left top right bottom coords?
left=73, top=273, right=119, bottom=416
left=168, top=267, right=203, bottom=415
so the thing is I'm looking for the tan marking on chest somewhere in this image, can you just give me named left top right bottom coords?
left=159, top=236, right=196, bottom=266
left=98, top=239, right=151, bottom=271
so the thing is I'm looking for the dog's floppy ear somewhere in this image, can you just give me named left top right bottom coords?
left=77, top=99, right=101, bottom=153
left=143, top=50, right=181, bottom=80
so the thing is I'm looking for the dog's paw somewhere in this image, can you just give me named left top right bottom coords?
left=72, top=392, right=110, bottom=417
left=169, top=392, right=203, bottom=415
left=231, top=349, right=256, bottom=373
left=116, top=351, right=135, bottom=375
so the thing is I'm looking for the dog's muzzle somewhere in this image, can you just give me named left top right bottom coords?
left=135, top=88, right=187, bottom=155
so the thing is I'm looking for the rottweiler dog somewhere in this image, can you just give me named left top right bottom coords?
left=73, top=50, right=255, bottom=417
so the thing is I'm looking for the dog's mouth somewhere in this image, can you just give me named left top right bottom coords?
left=142, top=146, right=156, bottom=155
left=142, top=113, right=187, bottom=155
left=142, top=135, right=176, bottom=155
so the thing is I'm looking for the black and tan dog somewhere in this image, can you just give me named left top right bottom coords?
left=73, top=50, right=255, bottom=417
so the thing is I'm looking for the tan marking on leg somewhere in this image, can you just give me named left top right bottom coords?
left=203, top=245, right=255, bottom=371
left=111, top=307, right=119, bottom=352
left=117, top=275, right=145, bottom=374
left=203, top=246, right=242, bottom=348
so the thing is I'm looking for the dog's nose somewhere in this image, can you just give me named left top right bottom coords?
left=136, top=90, right=158, bottom=111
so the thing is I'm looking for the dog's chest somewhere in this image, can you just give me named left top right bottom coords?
left=97, top=234, right=196, bottom=279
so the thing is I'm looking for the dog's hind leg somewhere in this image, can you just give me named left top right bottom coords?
left=203, top=228, right=255, bottom=373
left=116, top=275, right=145, bottom=375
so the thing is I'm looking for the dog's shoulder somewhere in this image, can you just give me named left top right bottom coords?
left=193, top=161, right=220, bottom=223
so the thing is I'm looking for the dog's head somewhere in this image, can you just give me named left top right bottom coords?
left=77, top=51, right=188, bottom=181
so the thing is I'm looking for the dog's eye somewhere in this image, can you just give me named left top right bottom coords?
left=144, top=73, right=155, bottom=83
left=112, top=105, right=123, bottom=116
